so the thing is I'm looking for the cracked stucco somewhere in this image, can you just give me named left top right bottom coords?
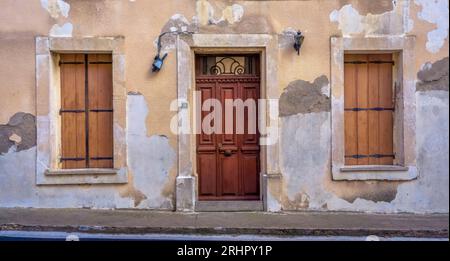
left=0, top=112, right=36, bottom=155
left=417, top=57, right=449, bottom=92
left=279, top=76, right=330, bottom=117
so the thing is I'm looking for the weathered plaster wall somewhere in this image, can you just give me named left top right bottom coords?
left=0, top=0, right=448, bottom=213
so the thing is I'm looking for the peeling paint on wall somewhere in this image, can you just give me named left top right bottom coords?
left=280, top=111, right=330, bottom=210
left=41, top=0, right=72, bottom=37
left=49, top=22, right=73, bottom=37
left=126, top=94, right=176, bottom=209
left=196, top=0, right=244, bottom=26
left=417, top=57, right=449, bottom=92
left=156, top=14, right=198, bottom=53
left=280, top=103, right=448, bottom=213
left=415, top=0, right=449, bottom=53
left=40, top=0, right=70, bottom=19
left=120, top=173, right=148, bottom=207
left=338, top=0, right=395, bottom=15
left=0, top=112, right=36, bottom=155
left=278, top=27, right=298, bottom=49
left=280, top=75, right=448, bottom=212
left=330, top=1, right=413, bottom=36
left=279, top=76, right=330, bottom=117
left=0, top=0, right=448, bottom=214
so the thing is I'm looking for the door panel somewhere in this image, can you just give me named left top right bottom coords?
left=241, top=154, right=259, bottom=195
left=219, top=154, right=239, bottom=195
left=198, top=153, right=217, bottom=196
left=197, top=82, right=217, bottom=197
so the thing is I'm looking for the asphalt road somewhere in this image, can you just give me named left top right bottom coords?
left=0, top=230, right=447, bottom=241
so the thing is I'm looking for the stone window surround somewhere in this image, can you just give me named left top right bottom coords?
left=175, top=34, right=282, bottom=212
left=35, top=36, right=128, bottom=185
left=331, top=36, right=418, bottom=181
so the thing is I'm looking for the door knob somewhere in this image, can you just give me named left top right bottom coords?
left=218, top=143, right=232, bottom=157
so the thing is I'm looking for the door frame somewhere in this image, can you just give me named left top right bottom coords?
left=175, top=34, right=282, bottom=212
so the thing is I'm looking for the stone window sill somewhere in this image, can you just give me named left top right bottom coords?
left=45, top=168, right=119, bottom=176
left=333, top=165, right=418, bottom=181
left=37, top=168, right=128, bottom=185
left=340, top=165, right=409, bottom=172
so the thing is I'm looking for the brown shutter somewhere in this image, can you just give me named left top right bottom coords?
left=87, top=54, right=113, bottom=168
left=344, top=54, right=394, bottom=166
left=60, top=54, right=113, bottom=169
left=60, top=54, right=87, bottom=168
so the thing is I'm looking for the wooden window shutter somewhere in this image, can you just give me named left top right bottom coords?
left=344, top=54, right=394, bottom=166
left=60, top=54, right=113, bottom=169
left=87, top=54, right=113, bottom=168
left=60, top=54, right=87, bottom=169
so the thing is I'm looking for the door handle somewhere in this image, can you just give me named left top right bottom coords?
left=218, top=143, right=233, bottom=157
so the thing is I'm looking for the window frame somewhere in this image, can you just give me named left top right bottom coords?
left=35, top=37, right=128, bottom=185
left=330, top=36, right=418, bottom=181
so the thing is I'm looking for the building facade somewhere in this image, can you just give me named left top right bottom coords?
left=0, top=0, right=448, bottom=214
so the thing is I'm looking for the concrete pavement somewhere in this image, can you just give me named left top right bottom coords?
left=1, top=230, right=447, bottom=241
left=0, top=208, right=448, bottom=238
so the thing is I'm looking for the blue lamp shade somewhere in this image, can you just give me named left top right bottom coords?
left=152, top=53, right=168, bottom=72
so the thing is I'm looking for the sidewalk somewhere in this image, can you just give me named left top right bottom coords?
left=0, top=208, right=448, bottom=238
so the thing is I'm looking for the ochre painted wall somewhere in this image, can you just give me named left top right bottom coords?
left=0, top=0, right=448, bottom=213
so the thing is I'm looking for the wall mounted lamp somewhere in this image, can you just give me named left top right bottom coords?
left=293, top=31, right=305, bottom=55
left=152, top=31, right=195, bottom=72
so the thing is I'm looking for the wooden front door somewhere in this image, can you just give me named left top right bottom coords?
left=196, top=55, right=260, bottom=200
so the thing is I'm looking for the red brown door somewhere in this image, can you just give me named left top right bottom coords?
left=196, top=55, right=260, bottom=200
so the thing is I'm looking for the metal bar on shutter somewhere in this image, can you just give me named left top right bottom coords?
left=344, top=107, right=395, bottom=112
left=59, top=61, right=84, bottom=66
left=345, top=154, right=395, bottom=159
left=89, top=109, right=114, bottom=112
left=345, top=61, right=395, bottom=65
left=84, top=54, right=90, bottom=168
left=59, top=109, right=86, bottom=114
left=60, top=157, right=85, bottom=162
left=90, top=157, right=114, bottom=160
left=344, top=61, right=367, bottom=64
left=89, top=61, right=112, bottom=64
left=370, top=61, right=395, bottom=65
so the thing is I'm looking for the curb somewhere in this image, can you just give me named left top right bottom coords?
left=1, top=224, right=448, bottom=238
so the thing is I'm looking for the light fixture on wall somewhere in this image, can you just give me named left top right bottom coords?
left=293, top=31, right=305, bottom=55
left=152, top=31, right=195, bottom=72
